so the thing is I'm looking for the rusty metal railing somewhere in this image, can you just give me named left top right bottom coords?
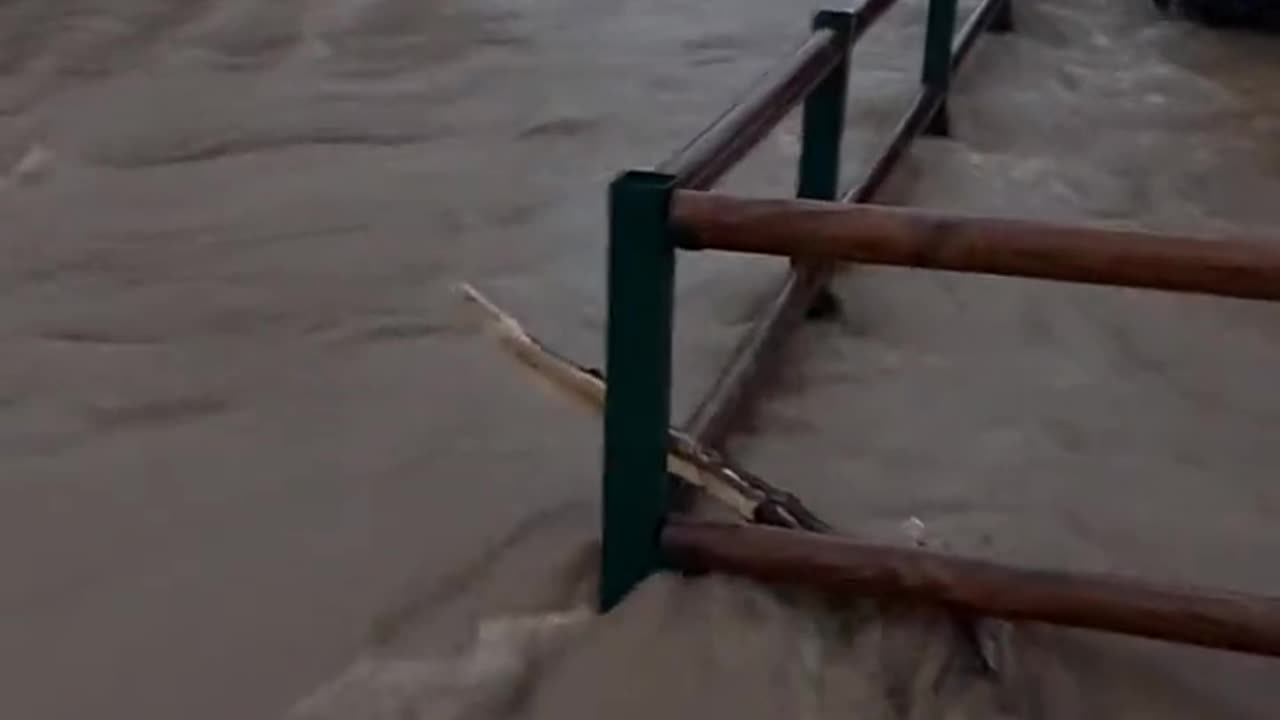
left=597, top=0, right=1280, bottom=660
left=601, top=0, right=1013, bottom=612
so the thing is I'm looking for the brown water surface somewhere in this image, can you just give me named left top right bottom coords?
left=1, top=1, right=1279, bottom=718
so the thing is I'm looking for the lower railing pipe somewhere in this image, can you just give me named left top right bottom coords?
left=663, top=520, right=1280, bottom=658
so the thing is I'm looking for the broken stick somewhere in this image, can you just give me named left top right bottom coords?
left=457, top=282, right=829, bottom=532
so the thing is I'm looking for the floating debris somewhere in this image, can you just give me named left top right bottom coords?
left=9, top=144, right=55, bottom=186
left=900, top=516, right=928, bottom=548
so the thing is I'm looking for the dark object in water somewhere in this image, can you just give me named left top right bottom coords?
left=1153, top=0, right=1280, bottom=32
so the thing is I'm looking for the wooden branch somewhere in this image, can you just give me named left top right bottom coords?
left=672, top=190, right=1280, bottom=302
left=663, top=519, right=1280, bottom=658
left=457, top=283, right=829, bottom=531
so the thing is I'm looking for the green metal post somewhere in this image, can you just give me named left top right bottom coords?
left=599, top=170, right=677, bottom=613
left=797, top=9, right=854, bottom=202
left=921, top=0, right=958, bottom=137
left=797, top=8, right=854, bottom=318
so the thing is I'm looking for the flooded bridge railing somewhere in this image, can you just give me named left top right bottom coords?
left=601, top=0, right=1012, bottom=610
left=600, top=0, right=1280, bottom=659
left=673, top=190, right=1280, bottom=302
left=659, top=192, right=1280, bottom=657
left=682, top=0, right=1013, bottom=449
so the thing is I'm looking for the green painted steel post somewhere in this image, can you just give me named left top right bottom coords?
left=797, top=8, right=855, bottom=318
left=797, top=9, right=854, bottom=202
left=921, top=0, right=958, bottom=137
left=599, top=170, right=677, bottom=613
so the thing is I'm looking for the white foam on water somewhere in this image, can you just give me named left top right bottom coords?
left=287, top=608, right=592, bottom=720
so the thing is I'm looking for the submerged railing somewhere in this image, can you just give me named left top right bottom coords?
left=598, top=0, right=1280, bottom=659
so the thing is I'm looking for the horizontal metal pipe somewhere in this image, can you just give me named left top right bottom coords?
left=952, top=0, right=1009, bottom=70
left=680, top=264, right=826, bottom=448
left=850, top=0, right=903, bottom=43
left=679, top=89, right=941, bottom=446
left=674, top=191, right=1280, bottom=302
left=851, top=0, right=1002, bottom=205
left=663, top=520, right=1280, bottom=658
left=658, top=30, right=842, bottom=189
left=681, top=89, right=942, bottom=447
left=842, top=87, right=944, bottom=204
left=658, top=0, right=908, bottom=191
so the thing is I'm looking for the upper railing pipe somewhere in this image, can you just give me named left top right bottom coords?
left=657, top=30, right=843, bottom=190
left=658, top=0, right=905, bottom=190
left=673, top=190, right=1280, bottom=303
left=953, top=0, right=1014, bottom=70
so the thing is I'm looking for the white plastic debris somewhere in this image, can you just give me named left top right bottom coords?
left=901, top=516, right=927, bottom=547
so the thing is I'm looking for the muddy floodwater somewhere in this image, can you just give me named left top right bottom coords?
left=2, top=0, right=1279, bottom=718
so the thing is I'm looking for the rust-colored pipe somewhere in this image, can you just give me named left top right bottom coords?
left=663, top=520, right=1280, bottom=657
left=681, top=0, right=1011, bottom=448
left=658, top=0, right=907, bottom=191
left=679, top=88, right=944, bottom=448
left=657, top=30, right=842, bottom=190
left=673, top=190, right=1280, bottom=302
